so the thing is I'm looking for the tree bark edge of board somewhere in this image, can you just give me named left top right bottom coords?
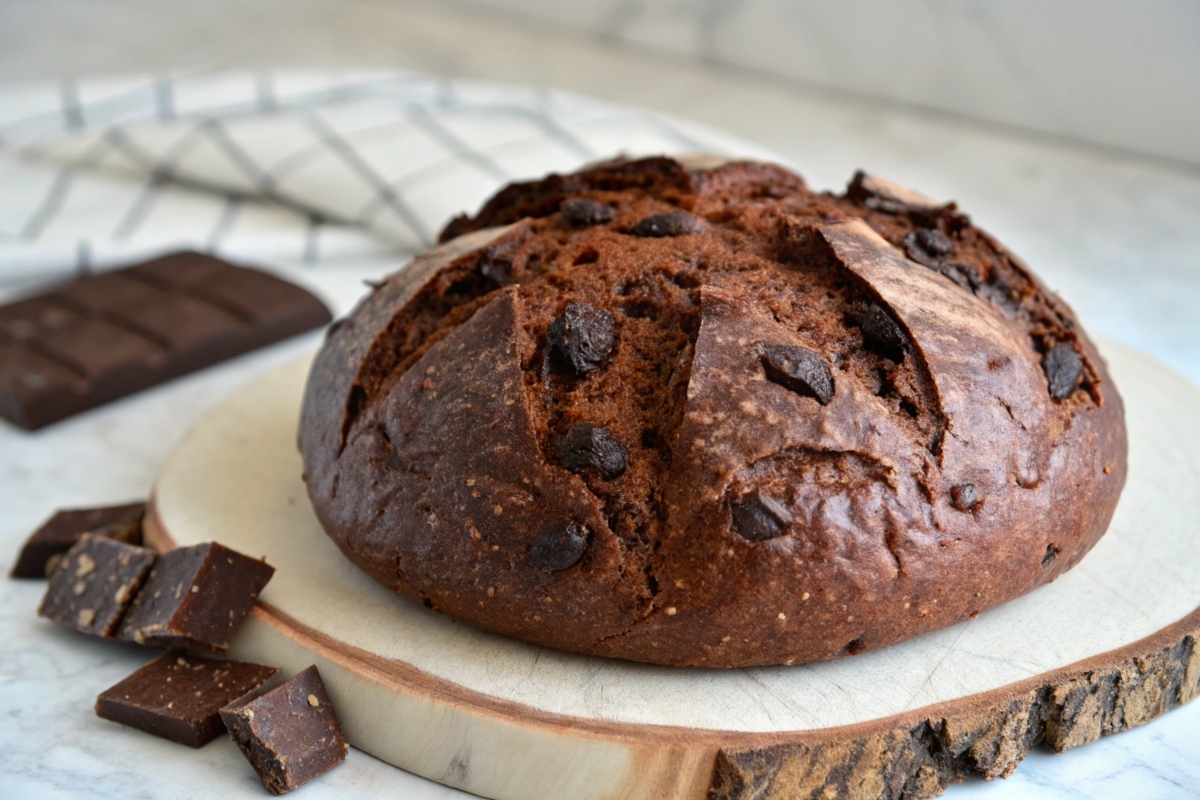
left=709, top=616, right=1199, bottom=800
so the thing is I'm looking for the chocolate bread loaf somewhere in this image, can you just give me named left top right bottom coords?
left=299, top=156, right=1126, bottom=668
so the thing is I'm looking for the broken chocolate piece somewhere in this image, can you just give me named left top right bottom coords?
left=950, top=483, right=979, bottom=512
left=860, top=303, right=907, bottom=362
left=630, top=210, right=702, bottom=237
left=1044, top=342, right=1083, bottom=400
left=117, top=542, right=274, bottom=652
left=38, top=535, right=155, bottom=637
left=547, top=301, right=615, bottom=376
left=0, top=251, right=332, bottom=430
left=759, top=343, right=835, bottom=405
left=560, top=198, right=615, bottom=226
left=527, top=520, right=588, bottom=572
left=553, top=423, right=628, bottom=479
left=11, top=502, right=144, bottom=579
left=730, top=491, right=792, bottom=541
left=221, top=666, right=347, bottom=795
left=96, top=651, right=277, bottom=748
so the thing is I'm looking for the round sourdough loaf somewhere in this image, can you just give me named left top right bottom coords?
left=298, top=156, right=1126, bottom=668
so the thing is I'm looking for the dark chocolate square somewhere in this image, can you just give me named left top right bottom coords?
left=37, top=535, right=155, bottom=637
left=117, top=542, right=274, bottom=652
left=96, top=651, right=277, bottom=748
left=221, top=666, right=347, bottom=794
left=10, top=502, right=145, bottom=579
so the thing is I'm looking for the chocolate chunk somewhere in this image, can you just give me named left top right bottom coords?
left=117, top=542, right=274, bottom=652
left=96, top=651, right=277, bottom=748
left=630, top=210, right=701, bottom=237
left=560, top=198, right=615, bottom=226
left=547, top=301, right=615, bottom=376
left=935, top=262, right=982, bottom=291
left=860, top=303, right=907, bottom=362
left=220, top=666, right=347, bottom=795
left=527, top=520, right=588, bottom=572
left=1042, top=544, right=1060, bottom=567
left=553, top=423, right=628, bottom=479
left=477, top=236, right=523, bottom=286
left=950, top=483, right=979, bottom=512
left=11, top=502, right=144, bottom=579
left=0, top=251, right=332, bottom=431
left=1044, top=342, right=1083, bottom=399
left=903, top=229, right=980, bottom=292
left=902, top=226, right=960, bottom=263
left=730, top=491, right=792, bottom=541
left=760, top=343, right=835, bottom=405
left=980, top=274, right=1022, bottom=315
left=38, top=535, right=155, bottom=637
left=903, top=232, right=939, bottom=268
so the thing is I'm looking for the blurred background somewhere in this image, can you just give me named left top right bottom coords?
left=6, top=0, right=1200, bottom=163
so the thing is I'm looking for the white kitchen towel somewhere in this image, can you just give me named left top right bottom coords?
left=0, top=70, right=773, bottom=293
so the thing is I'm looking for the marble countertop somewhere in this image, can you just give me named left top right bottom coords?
left=1, top=1, right=1199, bottom=798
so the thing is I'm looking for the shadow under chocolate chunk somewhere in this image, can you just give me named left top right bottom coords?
left=96, top=651, right=277, bottom=748
left=759, top=343, right=835, bottom=405
left=547, top=301, right=615, bottom=376
left=220, top=666, right=347, bottom=795
left=860, top=303, right=907, bottom=362
left=527, top=520, right=588, bottom=572
left=1044, top=342, right=1083, bottom=399
left=11, top=501, right=145, bottom=579
left=730, top=490, right=792, bottom=542
left=117, top=541, right=274, bottom=652
left=553, top=423, right=628, bottom=479
left=630, top=210, right=702, bottom=237
left=38, top=535, right=155, bottom=637
left=560, top=198, right=615, bottom=226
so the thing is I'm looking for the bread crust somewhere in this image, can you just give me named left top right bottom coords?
left=299, top=157, right=1126, bottom=668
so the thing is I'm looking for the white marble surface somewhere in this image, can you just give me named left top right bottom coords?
left=1, top=2, right=1199, bottom=798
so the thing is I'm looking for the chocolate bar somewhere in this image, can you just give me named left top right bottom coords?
left=0, top=251, right=332, bottom=430
left=38, top=535, right=156, bottom=637
left=221, top=666, right=347, bottom=794
left=118, top=542, right=274, bottom=652
left=10, top=502, right=145, bottom=579
left=96, top=651, right=277, bottom=748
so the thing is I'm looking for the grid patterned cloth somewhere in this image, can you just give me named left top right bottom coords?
left=0, top=70, right=773, bottom=294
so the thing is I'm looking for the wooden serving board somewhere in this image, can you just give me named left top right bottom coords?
left=146, top=339, right=1200, bottom=800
